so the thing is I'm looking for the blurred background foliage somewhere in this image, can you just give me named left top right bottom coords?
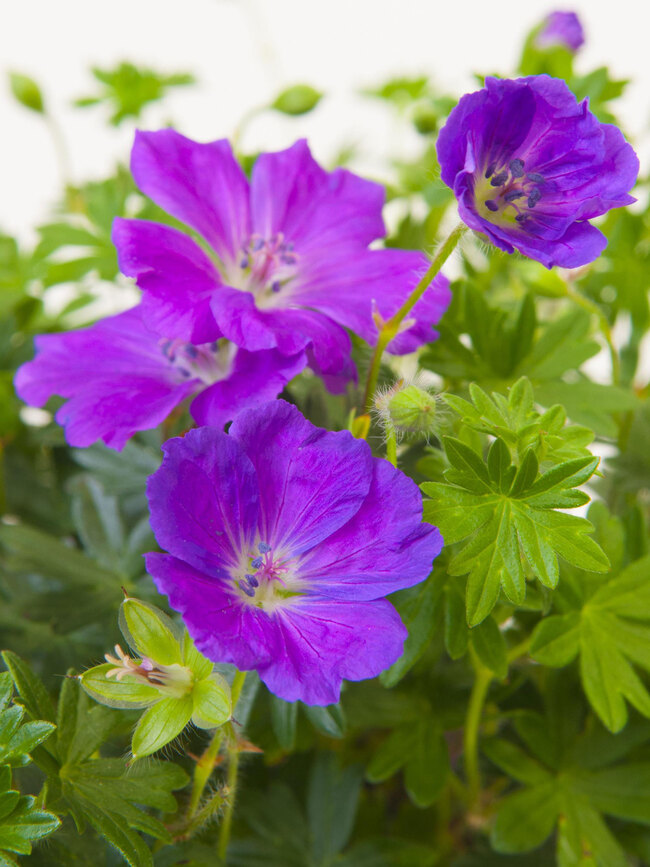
left=2, top=16, right=650, bottom=867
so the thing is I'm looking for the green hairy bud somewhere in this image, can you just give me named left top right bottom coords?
left=376, top=380, right=439, bottom=436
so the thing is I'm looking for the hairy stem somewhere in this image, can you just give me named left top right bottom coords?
left=362, top=223, right=465, bottom=411
left=385, top=421, right=398, bottom=466
left=187, top=670, right=247, bottom=824
left=217, top=670, right=247, bottom=861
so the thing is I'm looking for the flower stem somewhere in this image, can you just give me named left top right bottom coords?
left=187, top=729, right=224, bottom=819
left=362, top=223, right=465, bottom=412
left=217, top=670, right=247, bottom=862
left=385, top=421, right=398, bottom=467
left=463, top=649, right=492, bottom=807
left=186, top=670, right=247, bottom=824
left=565, top=281, right=620, bottom=385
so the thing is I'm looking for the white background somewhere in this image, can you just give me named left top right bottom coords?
left=2, top=0, right=649, bottom=241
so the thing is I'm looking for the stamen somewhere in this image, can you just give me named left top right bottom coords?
left=240, top=255, right=249, bottom=269
left=504, top=190, right=525, bottom=202
left=490, top=171, right=509, bottom=187
left=241, top=582, right=256, bottom=598
left=271, top=280, right=281, bottom=293
left=251, top=556, right=263, bottom=569
left=485, top=162, right=496, bottom=178
left=527, top=172, right=545, bottom=183
left=509, top=158, right=525, bottom=178
left=245, top=573, right=259, bottom=588
left=259, top=542, right=271, bottom=554
left=527, top=188, right=542, bottom=208
left=515, top=213, right=528, bottom=222
left=485, top=200, right=499, bottom=212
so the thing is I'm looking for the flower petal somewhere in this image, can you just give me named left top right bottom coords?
left=113, top=217, right=223, bottom=344
left=299, top=458, right=443, bottom=601
left=228, top=400, right=372, bottom=553
left=288, top=247, right=450, bottom=353
left=147, top=427, right=259, bottom=574
left=14, top=307, right=195, bottom=450
left=189, top=348, right=307, bottom=428
left=131, top=129, right=250, bottom=262
left=260, top=598, right=407, bottom=705
left=251, top=139, right=385, bottom=250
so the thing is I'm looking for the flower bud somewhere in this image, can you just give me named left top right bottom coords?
left=377, top=381, right=438, bottom=436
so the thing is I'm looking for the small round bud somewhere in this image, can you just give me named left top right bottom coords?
left=388, top=384, right=437, bottom=433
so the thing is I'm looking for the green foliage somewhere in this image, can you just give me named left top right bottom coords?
left=531, top=507, right=650, bottom=732
left=75, top=62, right=195, bottom=125
left=0, top=672, right=60, bottom=862
left=3, top=22, right=650, bottom=867
left=486, top=683, right=650, bottom=866
left=423, top=380, right=608, bottom=625
left=2, top=652, right=187, bottom=867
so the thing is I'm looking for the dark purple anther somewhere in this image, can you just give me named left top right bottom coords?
left=485, top=162, right=496, bottom=178
left=259, top=542, right=271, bottom=554
left=527, top=188, right=542, bottom=208
left=515, top=213, right=528, bottom=223
left=504, top=190, right=524, bottom=202
left=271, top=281, right=281, bottom=293
left=251, top=556, right=263, bottom=569
left=245, top=573, right=259, bottom=588
left=490, top=171, right=509, bottom=187
left=252, top=238, right=265, bottom=252
left=241, top=582, right=256, bottom=597
left=184, top=344, right=198, bottom=359
left=509, top=158, right=525, bottom=178
left=527, top=172, right=545, bottom=184
left=240, top=256, right=249, bottom=269
left=485, top=200, right=499, bottom=212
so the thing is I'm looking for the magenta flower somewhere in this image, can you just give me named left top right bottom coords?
left=437, top=75, right=639, bottom=268
left=113, top=131, right=451, bottom=364
left=15, top=133, right=450, bottom=448
left=535, top=11, right=585, bottom=53
left=145, top=401, right=442, bottom=705
left=14, top=307, right=305, bottom=449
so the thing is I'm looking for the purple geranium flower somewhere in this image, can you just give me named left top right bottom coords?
left=145, top=400, right=443, bottom=705
left=535, top=11, right=585, bottom=53
left=437, top=75, right=639, bottom=268
left=14, top=306, right=305, bottom=449
left=113, top=131, right=451, bottom=364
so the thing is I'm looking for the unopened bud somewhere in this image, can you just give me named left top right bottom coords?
left=377, top=382, right=438, bottom=436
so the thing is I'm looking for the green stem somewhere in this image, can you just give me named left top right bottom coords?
left=362, top=223, right=466, bottom=411
left=187, top=670, right=247, bottom=823
left=565, top=282, right=620, bottom=385
left=45, top=113, right=72, bottom=190
left=187, top=728, right=224, bottom=819
left=217, top=670, right=247, bottom=862
left=385, top=421, right=397, bottom=467
left=463, top=650, right=493, bottom=807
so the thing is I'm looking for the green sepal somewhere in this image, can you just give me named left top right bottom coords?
left=119, top=598, right=182, bottom=665
left=131, top=695, right=193, bottom=760
left=191, top=676, right=231, bottom=729
left=79, top=664, right=159, bottom=710
left=181, top=631, right=213, bottom=681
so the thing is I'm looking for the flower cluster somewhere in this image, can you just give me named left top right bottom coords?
left=13, top=72, right=640, bottom=705
left=15, top=133, right=450, bottom=449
